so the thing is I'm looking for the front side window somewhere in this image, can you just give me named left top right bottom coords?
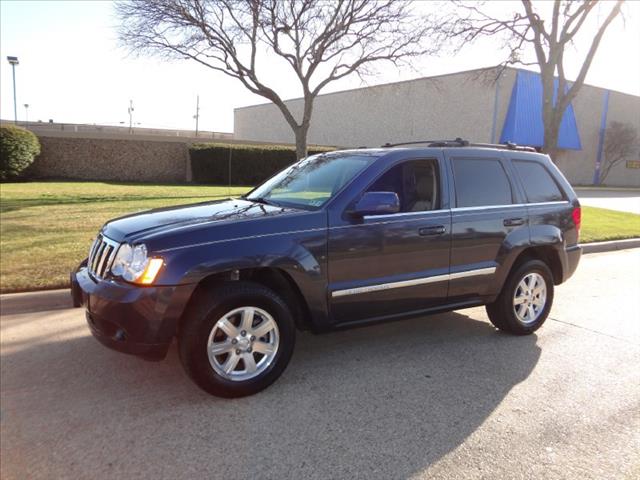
left=513, top=160, right=564, bottom=203
left=452, top=158, right=513, bottom=208
left=366, top=159, right=439, bottom=212
left=247, top=153, right=379, bottom=209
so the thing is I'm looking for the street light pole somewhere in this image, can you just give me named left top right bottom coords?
left=7, top=56, right=19, bottom=124
left=193, top=94, right=200, bottom=137
left=128, top=100, right=134, bottom=134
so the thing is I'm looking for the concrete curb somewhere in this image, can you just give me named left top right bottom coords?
left=1, top=289, right=72, bottom=316
left=580, top=238, right=640, bottom=254
left=1, top=240, right=638, bottom=315
left=574, top=186, right=640, bottom=192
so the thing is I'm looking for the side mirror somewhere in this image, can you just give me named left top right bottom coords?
left=351, top=191, right=400, bottom=217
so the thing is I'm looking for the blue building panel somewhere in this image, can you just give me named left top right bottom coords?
left=500, top=70, right=582, bottom=150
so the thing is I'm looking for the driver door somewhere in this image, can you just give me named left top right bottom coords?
left=327, top=157, right=451, bottom=325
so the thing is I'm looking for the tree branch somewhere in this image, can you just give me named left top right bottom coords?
left=116, top=0, right=438, bottom=158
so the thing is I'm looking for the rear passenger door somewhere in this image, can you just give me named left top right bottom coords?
left=446, top=151, right=529, bottom=300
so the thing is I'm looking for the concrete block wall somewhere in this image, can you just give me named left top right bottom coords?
left=555, top=89, right=640, bottom=187
left=28, top=134, right=190, bottom=183
left=23, top=132, right=303, bottom=184
left=235, top=68, right=516, bottom=148
left=235, top=67, right=640, bottom=187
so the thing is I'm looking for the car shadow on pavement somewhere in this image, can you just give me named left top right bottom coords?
left=1, top=309, right=541, bottom=480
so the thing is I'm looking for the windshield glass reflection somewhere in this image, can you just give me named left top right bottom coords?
left=246, top=153, right=379, bottom=209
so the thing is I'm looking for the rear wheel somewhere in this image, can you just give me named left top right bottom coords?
left=179, top=282, right=295, bottom=398
left=486, top=259, right=554, bottom=335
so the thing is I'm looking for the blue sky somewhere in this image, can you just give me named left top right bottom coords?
left=1, top=0, right=639, bottom=133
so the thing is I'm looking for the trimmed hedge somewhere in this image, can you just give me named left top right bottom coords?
left=0, top=125, right=41, bottom=180
left=190, top=142, right=335, bottom=185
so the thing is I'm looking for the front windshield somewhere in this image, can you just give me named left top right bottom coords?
left=246, top=153, right=378, bottom=209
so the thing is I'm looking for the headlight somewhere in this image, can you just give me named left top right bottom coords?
left=111, top=243, right=164, bottom=284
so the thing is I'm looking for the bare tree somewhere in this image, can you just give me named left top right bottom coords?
left=437, top=0, right=623, bottom=157
left=116, top=0, right=436, bottom=159
left=600, top=121, right=638, bottom=184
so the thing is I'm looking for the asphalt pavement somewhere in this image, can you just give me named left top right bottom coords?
left=577, top=188, right=640, bottom=214
left=1, top=249, right=639, bottom=479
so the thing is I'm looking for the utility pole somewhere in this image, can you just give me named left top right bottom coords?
left=7, top=56, right=19, bottom=124
left=193, top=94, right=200, bottom=137
left=24, top=104, right=29, bottom=126
left=128, top=100, right=134, bottom=134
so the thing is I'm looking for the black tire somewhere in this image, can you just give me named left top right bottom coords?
left=486, top=259, right=554, bottom=335
left=179, top=281, right=296, bottom=398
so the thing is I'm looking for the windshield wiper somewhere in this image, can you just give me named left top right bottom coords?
left=249, top=197, right=276, bottom=206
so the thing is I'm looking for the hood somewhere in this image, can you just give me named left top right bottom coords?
left=101, top=198, right=307, bottom=243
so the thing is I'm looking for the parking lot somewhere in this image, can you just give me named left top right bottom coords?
left=1, top=249, right=639, bottom=479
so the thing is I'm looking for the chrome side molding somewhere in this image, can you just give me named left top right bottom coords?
left=331, top=266, right=496, bottom=298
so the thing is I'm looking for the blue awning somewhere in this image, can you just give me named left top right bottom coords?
left=500, top=70, right=582, bottom=150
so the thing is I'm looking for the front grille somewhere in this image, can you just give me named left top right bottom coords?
left=88, top=235, right=120, bottom=279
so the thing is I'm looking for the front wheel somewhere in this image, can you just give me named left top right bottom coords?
left=486, top=259, right=554, bottom=335
left=179, top=282, right=296, bottom=398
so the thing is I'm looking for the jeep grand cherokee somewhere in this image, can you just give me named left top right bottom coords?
left=71, top=139, right=582, bottom=398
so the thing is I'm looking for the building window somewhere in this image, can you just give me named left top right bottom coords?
left=626, top=160, right=640, bottom=169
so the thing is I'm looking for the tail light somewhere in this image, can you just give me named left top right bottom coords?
left=572, top=207, right=581, bottom=238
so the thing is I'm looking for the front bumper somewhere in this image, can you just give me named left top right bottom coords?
left=71, top=265, right=195, bottom=361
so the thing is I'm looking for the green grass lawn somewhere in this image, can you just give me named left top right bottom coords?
left=1, top=182, right=639, bottom=293
left=580, top=206, right=640, bottom=243
left=1, top=182, right=250, bottom=293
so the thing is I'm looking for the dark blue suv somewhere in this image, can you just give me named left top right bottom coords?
left=72, top=140, right=582, bottom=397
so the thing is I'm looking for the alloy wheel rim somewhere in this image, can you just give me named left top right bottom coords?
left=207, top=306, right=280, bottom=381
left=512, top=272, right=547, bottom=325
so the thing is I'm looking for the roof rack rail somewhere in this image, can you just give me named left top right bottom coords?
left=381, top=138, right=537, bottom=152
left=382, top=138, right=469, bottom=148
left=466, top=141, right=537, bottom=152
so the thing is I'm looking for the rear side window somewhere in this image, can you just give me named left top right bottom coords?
left=452, top=158, right=513, bottom=207
left=513, top=161, right=564, bottom=203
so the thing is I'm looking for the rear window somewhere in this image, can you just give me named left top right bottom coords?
left=452, top=158, right=513, bottom=207
left=513, top=160, right=564, bottom=203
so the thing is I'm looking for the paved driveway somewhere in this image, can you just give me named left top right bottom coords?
left=577, top=188, right=640, bottom=214
left=1, top=249, right=639, bottom=479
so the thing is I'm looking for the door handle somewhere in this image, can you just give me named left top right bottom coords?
left=503, top=217, right=525, bottom=227
left=419, top=225, right=446, bottom=236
